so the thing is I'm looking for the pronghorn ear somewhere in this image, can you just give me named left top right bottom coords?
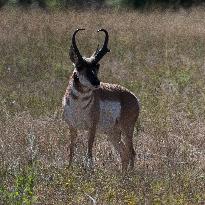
left=69, top=45, right=78, bottom=64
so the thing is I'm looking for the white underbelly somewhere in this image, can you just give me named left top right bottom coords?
left=97, top=100, right=121, bottom=133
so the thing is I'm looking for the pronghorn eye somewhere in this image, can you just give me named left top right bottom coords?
left=76, top=65, right=83, bottom=71
left=75, top=62, right=84, bottom=71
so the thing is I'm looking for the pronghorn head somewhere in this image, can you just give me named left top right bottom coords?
left=69, top=28, right=110, bottom=89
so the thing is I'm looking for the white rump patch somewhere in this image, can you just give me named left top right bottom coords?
left=98, top=100, right=121, bottom=132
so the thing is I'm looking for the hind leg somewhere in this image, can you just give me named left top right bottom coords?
left=108, top=130, right=129, bottom=172
left=130, top=147, right=136, bottom=169
left=123, top=126, right=136, bottom=169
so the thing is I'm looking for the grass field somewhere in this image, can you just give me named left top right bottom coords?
left=0, top=7, right=205, bottom=204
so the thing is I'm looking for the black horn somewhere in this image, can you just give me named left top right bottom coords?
left=92, top=29, right=110, bottom=64
left=71, top=28, right=85, bottom=63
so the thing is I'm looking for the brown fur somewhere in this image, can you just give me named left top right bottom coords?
left=63, top=74, right=139, bottom=172
left=63, top=29, right=139, bottom=172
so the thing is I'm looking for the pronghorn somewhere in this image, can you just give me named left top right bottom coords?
left=62, top=28, right=140, bottom=172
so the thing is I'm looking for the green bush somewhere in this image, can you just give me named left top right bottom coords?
left=1, top=0, right=204, bottom=8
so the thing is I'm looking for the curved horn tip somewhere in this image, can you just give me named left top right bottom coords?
left=97, top=28, right=107, bottom=32
left=76, top=28, right=85, bottom=32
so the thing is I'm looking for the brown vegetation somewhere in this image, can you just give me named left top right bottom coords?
left=0, top=7, right=204, bottom=204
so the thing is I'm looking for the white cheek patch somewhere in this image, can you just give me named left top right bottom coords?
left=98, top=100, right=121, bottom=131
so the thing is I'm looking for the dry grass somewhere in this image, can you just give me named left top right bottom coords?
left=0, top=7, right=205, bottom=204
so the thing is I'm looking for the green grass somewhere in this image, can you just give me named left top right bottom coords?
left=0, top=7, right=205, bottom=204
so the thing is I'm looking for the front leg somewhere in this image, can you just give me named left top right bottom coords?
left=68, top=126, right=77, bottom=168
left=86, top=127, right=96, bottom=169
